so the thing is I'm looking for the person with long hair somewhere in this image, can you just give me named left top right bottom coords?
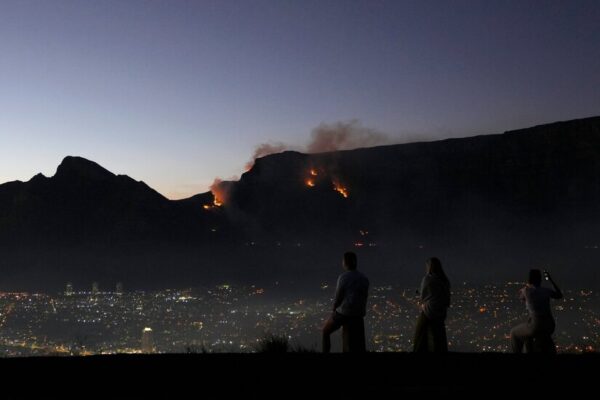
left=413, top=257, right=451, bottom=352
left=510, top=269, right=562, bottom=353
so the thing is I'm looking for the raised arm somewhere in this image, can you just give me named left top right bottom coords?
left=546, top=272, right=563, bottom=299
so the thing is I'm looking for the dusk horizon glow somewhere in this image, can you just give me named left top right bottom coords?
left=2, top=0, right=599, bottom=199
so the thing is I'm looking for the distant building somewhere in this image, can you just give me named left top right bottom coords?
left=141, top=327, right=155, bottom=353
left=65, top=282, right=74, bottom=296
left=92, top=282, right=99, bottom=295
left=116, top=282, right=124, bottom=295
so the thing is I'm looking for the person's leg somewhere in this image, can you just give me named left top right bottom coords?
left=510, top=322, right=532, bottom=353
left=343, top=317, right=366, bottom=353
left=413, top=312, right=430, bottom=352
left=356, top=317, right=366, bottom=353
left=531, top=317, right=557, bottom=354
left=545, top=318, right=557, bottom=354
left=342, top=321, right=351, bottom=353
left=322, top=313, right=343, bottom=353
left=524, top=336, right=534, bottom=353
left=430, top=319, right=448, bottom=353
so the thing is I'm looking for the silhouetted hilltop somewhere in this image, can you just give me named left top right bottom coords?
left=55, top=156, right=119, bottom=181
left=2, top=116, right=600, bottom=290
left=0, top=156, right=230, bottom=290
left=226, top=116, right=600, bottom=239
left=1, top=156, right=176, bottom=243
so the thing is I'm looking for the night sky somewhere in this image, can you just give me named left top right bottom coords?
left=1, top=0, right=599, bottom=198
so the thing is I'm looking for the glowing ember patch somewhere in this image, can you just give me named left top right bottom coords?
left=333, top=183, right=349, bottom=198
left=306, top=179, right=315, bottom=187
left=203, top=205, right=212, bottom=210
left=310, top=169, right=318, bottom=176
left=209, top=178, right=228, bottom=207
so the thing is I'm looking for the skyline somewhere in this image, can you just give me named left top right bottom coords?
left=1, top=1, right=600, bottom=199
left=2, top=114, right=600, bottom=201
left=1, top=282, right=597, bottom=355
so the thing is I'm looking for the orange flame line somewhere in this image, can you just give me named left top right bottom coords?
left=333, top=184, right=349, bottom=198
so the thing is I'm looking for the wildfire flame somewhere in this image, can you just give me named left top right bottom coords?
left=209, top=178, right=227, bottom=207
left=203, top=202, right=221, bottom=211
left=305, top=168, right=318, bottom=187
left=333, top=181, right=349, bottom=198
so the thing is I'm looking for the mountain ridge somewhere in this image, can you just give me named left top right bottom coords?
left=2, top=115, right=600, bottom=291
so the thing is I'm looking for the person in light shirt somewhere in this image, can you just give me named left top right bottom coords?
left=322, top=252, right=369, bottom=353
left=510, top=269, right=563, bottom=353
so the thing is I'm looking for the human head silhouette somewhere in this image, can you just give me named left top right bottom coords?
left=426, top=257, right=442, bottom=275
left=343, top=252, right=357, bottom=271
left=426, top=257, right=450, bottom=284
left=528, top=269, right=542, bottom=287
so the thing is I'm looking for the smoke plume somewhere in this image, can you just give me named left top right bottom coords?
left=306, top=120, right=389, bottom=153
left=211, top=120, right=400, bottom=204
left=245, top=142, right=288, bottom=170
left=209, top=178, right=229, bottom=206
left=244, top=120, right=390, bottom=169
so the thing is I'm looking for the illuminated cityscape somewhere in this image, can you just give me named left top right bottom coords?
left=0, top=282, right=598, bottom=356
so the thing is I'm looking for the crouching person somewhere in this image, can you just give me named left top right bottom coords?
left=511, top=269, right=562, bottom=353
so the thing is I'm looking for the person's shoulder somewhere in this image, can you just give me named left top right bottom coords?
left=523, top=285, right=535, bottom=294
left=347, top=270, right=369, bottom=283
left=338, top=271, right=352, bottom=281
left=359, top=270, right=369, bottom=283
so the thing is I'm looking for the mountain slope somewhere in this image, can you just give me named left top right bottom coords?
left=2, top=116, right=600, bottom=290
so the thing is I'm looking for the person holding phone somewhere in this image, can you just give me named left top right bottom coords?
left=510, top=269, right=563, bottom=353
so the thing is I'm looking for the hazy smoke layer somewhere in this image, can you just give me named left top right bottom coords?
left=306, top=120, right=389, bottom=153
left=245, top=142, right=288, bottom=170
left=245, top=120, right=389, bottom=168
left=215, top=120, right=396, bottom=202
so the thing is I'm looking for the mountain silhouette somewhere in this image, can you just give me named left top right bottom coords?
left=2, top=116, right=600, bottom=290
left=2, top=156, right=189, bottom=242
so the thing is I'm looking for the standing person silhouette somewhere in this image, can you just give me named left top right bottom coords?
left=413, top=257, right=451, bottom=353
left=510, top=269, right=563, bottom=353
left=322, top=252, right=370, bottom=353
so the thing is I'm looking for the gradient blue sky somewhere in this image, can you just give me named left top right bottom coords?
left=1, top=0, right=599, bottom=199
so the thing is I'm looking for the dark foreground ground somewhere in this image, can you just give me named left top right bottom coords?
left=1, top=353, right=598, bottom=397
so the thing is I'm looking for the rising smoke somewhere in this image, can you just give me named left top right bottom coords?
left=209, top=178, right=229, bottom=206
left=244, top=142, right=288, bottom=170
left=245, top=120, right=390, bottom=168
left=214, top=120, right=396, bottom=203
left=306, top=120, right=389, bottom=153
